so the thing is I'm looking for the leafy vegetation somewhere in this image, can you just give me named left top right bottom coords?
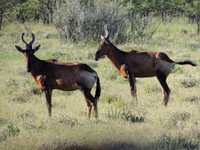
left=0, top=0, right=200, bottom=149
left=0, top=18, right=200, bottom=149
left=1, top=0, right=200, bottom=43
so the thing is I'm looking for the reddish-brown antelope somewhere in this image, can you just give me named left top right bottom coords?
left=94, top=26, right=196, bottom=106
left=15, top=33, right=101, bottom=119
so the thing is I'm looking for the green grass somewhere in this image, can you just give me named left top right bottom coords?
left=0, top=19, right=200, bottom=149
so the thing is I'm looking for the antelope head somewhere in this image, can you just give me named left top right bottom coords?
left=94, top=25, right=111, bottom=61
left=15, top=33, right=41, bottom=72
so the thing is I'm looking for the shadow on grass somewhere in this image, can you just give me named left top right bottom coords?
left=94, top=141, right=145, bottom=150
left=37, top=140, right=147, bottom=150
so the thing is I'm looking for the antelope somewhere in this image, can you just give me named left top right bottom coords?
left=94, top=26, right=196, bottom=106
left=15, top=33, right=101, bottom=119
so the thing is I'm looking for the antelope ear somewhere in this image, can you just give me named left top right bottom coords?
left=33, top=44, right=41, bottom=53
left=101, top=35, right=104, bottom=40
left=15, top=45, right=24, bottom=53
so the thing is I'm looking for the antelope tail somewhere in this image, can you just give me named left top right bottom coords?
left=94, top=76, right=101, bottom=100
left=175, top=60, right=197, bottom=66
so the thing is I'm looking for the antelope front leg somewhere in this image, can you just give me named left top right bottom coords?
left=129, top=76, right=137, bottom=101
left=44, top=88, right=52, bottom=117
left=124, top=65, right=137, bottom=101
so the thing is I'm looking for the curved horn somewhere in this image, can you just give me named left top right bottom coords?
left=29, top=33, right=35, bottom=45
left=21, top=33, right=28, bottom=45
left=104, top=24, right=109, bottom=39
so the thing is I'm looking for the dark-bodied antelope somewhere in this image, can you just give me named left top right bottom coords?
left=94, top=26, right=196, bottom=106
left=15, top=33, right=101, bottom=119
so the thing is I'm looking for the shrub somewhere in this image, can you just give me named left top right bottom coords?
left=121, top=111, right=144, bottom=123
left=143, top=83, right=161, bottom=93
left=106, top=95, right=118, bottom=104
left=17, top=111, right=35, bottom=120
left=183, top=96, right=200, bottom=102
left=107, top=107, right=121, bottom=120
left=180, top=77, right=199, bottom=88
left=53, top=0, right=157, bottom=43
left=0, top=117, right=7, bottom=126
left=10, top=89, right=34, bottom=103
left=30, top=87, right=43, bottom=95
left=56, top=114, right=79, bottom=127
left=6, top=77, right=38, bottom=103
left=0, top=129, right=7, bottom=142
left=51, top=52, right=70, bottom=60
left=107, top=106, right=145, bottom=123
left=155, top=133, right=198, bottom=149
left=6, top=124, right=20, bottom=137
left=22, top=120, right=45, bottom=131
left=6, top=78, right=19, bottom=88
left=104, top=69, right=119, bottom=81
left=102, top=94, right=125, bottom=108
left=164, top=111, right=190, bottom=128
left=16, top=67, right=27, bottom=76
left=172, top=66, right=184, bottom=74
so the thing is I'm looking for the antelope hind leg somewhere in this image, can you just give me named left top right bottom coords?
left=156, top=71, right=171, bottom=106
left=76, top=82, right=97, bottom=119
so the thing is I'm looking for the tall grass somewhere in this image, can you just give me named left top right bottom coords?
left=0, top=19, right=200, bottom=149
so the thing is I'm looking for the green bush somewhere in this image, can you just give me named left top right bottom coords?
left=121, top=111, right=144, bottom=123
left=164, top=111, right=190, bottom=128
left=183, top=96, right=200, bottom=102
left=30, top=87, right=43, bottom=95
left=17, top=111, right=35, bottom=120
left=143, top=83, right=161, bottom=93
left=155, top=133, right=198, bottom=149
left=107, top=106, right=144, bottom=123
left=180, top=77, right=199, bottom=88
left=107, top=107, right=121, bottom=120
left=53, top=0, right=157, bottom=43
left=172, top=66, right=184, bottom=74
left=22, top=120, right=45, bottom=131
left=0, top=117, right=7, bottom=126
left=6, top=124, right=20, bottom=137
left=56, top=114, right=80, bottom=127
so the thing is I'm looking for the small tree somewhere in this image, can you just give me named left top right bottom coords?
left=184, top=0, right=200, bottom=34
left=53, top=0, right=127, bottom=43
left=0, top=0, right=15, bottom=30
left=39, top=0, right=56, bottom=24
left=53, top=0, right=158, bottom=43
left=15, top=0, right=40, bottom=23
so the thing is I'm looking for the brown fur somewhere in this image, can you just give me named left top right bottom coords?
left=15, top=33, right=101, bottom=119
left=95, top=34, right=196, bottom=106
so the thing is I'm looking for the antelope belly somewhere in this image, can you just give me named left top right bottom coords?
left=55, top=78, right=78, bottom=91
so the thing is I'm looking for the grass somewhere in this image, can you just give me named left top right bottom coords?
left=0, top=19, right=200, bottom=149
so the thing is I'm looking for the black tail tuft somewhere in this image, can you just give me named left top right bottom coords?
left=95, top=76, right=101, bottom=100
left=176, top=60, right=197, bottom=66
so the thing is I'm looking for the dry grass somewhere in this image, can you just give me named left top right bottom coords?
left=0, top=19, right=200, bottom=149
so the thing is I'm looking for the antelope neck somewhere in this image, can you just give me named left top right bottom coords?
left=29, top=55, right=46, bottom=77
left=107, top=44, right=126, bottom=70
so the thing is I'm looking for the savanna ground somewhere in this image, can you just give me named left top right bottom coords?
left=0, top=19, right=200, bottom=150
